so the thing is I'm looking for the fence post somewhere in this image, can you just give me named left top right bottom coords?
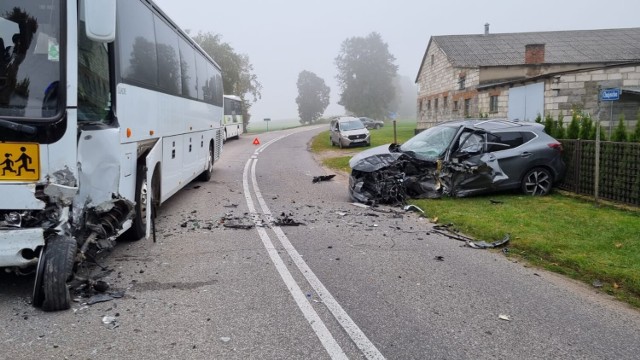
left=574, top=140, right=581, bottom=194
left=595, top=123, right=601, bottom=206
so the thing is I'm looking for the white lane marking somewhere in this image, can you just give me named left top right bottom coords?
left=246, top=129, right=386, bottom=360
left=242, top=158, right=348, bottom=360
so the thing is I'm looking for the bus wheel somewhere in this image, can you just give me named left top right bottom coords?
left=40, top=235, right=77, bottom=311
left=125, top=164, right=149, bottom=240
left=32, top=246, right=47, bottom=308
left=198, top=142, right=214, bottom=182
left=223, top=130, right=227, bottom=143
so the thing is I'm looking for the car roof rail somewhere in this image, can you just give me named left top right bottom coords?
left=473, top=119, right=524, bottom=128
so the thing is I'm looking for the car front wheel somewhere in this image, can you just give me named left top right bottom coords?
left=522, top=168, right=552, bottom=196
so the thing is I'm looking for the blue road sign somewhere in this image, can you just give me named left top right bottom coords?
left=600, top=88, right=620, bottom=101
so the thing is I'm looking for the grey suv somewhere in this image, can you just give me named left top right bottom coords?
left=349, top=119, right=566, bottom=204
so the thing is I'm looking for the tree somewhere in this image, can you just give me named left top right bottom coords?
left=611, top=114, right=628, bottom=142
left=335, top=32, right=398, bottom=120
left=390, top=75, right=418, bottom=120
left=192, top=32, right=262, bottom=130
left=566, top=111, right=580, bottom=139
left=630, top=110, right=640, bottom=142
left=296, top=71, right=330, bottom=124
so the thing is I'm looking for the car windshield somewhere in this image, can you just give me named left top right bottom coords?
left=400, top=125, right=458, bottom=160
left=340, top=120, right=365, bottom=131
left=0, top=0, right=62, bottom=119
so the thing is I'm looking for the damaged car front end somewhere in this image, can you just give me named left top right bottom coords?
left=349, top=120, right=565, bottom=204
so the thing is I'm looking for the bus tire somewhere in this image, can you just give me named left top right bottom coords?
left=223, top=130, right=227, bottom=143
left=41, top=235, right=77, bottom=312
left=32, top=246, right=47, bottom=308
left=198, top=142, right=214, bottom=182
left=125, top=164, right=149, bottom=240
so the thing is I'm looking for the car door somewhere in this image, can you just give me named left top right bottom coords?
left=330, top=121, right=340, bottom=144
left=447, top=129, right=506, bottom=196
left=485, top=131, right=529, bottom=189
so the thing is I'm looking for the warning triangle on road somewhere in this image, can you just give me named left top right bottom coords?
left=253, top=138, right=261, bottom=145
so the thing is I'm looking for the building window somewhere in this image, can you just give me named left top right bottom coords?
left=427, top=100, right=431, bottom=111
left=458, top=76, right=466, bottom=90
left=431, top=54, right=435, bottom=65
left=464, top=98, right=471, bottom=117
left=453, top=100, right=458, bottom=112
left=434, top=98, right=438, bottom=111
left=490, top=95, right=498, bottom=113
left=443, top=96, right=448, bottom=109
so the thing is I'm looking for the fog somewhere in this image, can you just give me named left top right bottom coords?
left=153, top=0, right=639, bottom=122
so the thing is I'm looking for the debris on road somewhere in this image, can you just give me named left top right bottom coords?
left=220, top=213, right=255, bottom=230
left=222, top=219, right=254, bottom=230
left=464, top=234, right=510, bottom=249
left=404, top=204, right=425, bottom=215
left=432, top=223, right=509, bottom=249
left=274, top=212, right=305, bottom=226
left=498, top=314, right=511, bottom=321
left=434, top=256, right=444, bottom=261
left=351, top=202, right=370, bottom=209
left=102, top=315, right=119, bottom=329
left=592, top=280, right=604, bottom=288
left=312, top=174, right=336, bottom=183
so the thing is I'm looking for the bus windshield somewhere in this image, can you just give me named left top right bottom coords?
left=0, top=0, right=62, bottom=119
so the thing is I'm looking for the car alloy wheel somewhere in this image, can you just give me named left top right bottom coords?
left=522, top=168, right=552, bottom=196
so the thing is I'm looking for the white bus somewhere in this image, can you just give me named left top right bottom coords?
left=0, top=0, right=223, bottom=311
left=222, top=95, right=244, bottom=142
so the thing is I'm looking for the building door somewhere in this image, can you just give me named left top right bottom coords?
left=508, top=82, right=544, bottom=121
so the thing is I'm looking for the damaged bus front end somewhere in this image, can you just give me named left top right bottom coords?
left=0, top=0, right=131, bottom=311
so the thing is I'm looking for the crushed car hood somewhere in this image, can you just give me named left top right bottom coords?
left=349, top=144, right=407, bottom=172
left=349, top=144, right=508, bottom=204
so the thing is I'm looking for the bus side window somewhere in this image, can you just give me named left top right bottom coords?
left=78, top=21, right=111, bottom=123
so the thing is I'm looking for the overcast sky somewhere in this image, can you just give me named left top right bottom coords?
left=153, top=0, right=639, bottom=122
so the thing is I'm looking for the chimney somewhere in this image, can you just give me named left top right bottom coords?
left=525, top=44, right=545, bottom=64
left=484, top=23, right=490, bottom=35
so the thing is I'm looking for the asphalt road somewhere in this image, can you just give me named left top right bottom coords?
left=2, top=126, right=640, bottom=359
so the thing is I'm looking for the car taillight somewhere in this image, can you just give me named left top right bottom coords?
left=548, top=142, right=563, bottom=152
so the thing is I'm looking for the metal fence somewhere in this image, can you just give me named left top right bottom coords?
left=558, top=139, right=640, bottom=206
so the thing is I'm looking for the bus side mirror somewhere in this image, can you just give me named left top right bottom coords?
left=81, top=0, right=116, bottom=42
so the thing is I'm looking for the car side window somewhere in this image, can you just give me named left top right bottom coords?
left=487, top=131, right=525, bottom=152
left=457, top=131, right=485, bottom=154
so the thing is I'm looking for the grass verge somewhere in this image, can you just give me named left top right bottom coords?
left=311, top=120, right=640, bottom=308
left=412, top=194, right=640, bottom=307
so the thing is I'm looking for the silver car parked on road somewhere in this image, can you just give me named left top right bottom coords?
left=349, top=119, right=566, bottom=204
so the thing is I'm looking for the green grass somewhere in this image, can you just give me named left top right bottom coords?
left=310, top=120, right=417, bottom=153
left=412, top=193, right=640, bottom=307
left=310, top=119, right=640, bottom=307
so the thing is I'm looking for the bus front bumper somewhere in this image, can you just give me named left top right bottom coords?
left=0, top=228, right=44, bottom=268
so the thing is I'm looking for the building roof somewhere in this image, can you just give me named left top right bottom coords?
left=417, top=28, right=640, bottom=81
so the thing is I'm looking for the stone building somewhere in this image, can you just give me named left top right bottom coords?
left=415, top=26, right=640, bottom=133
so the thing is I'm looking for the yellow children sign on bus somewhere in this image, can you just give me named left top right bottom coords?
left=0, top=143, right=40, bottom=181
